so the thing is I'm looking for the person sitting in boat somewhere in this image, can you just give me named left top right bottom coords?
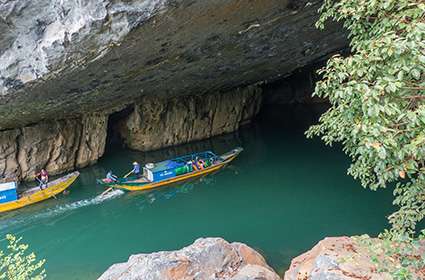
left=105, top=171, right=118, bottom=183
left=187, top=161, right=194, bottom=172
left=36, top=169, right=49, bottom=189
left=198, top=159, right=205, bottom=170
left=130, top=161, right=141, bottom=178
left=190, top=159, right=198, bottom=171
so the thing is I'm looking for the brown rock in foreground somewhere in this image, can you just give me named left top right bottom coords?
left=98, top=237, right=281, bottom=280
left=284, top=236, right=425, bottom=280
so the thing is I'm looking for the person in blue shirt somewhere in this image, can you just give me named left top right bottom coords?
left=130, top=161, right=141, bottom=178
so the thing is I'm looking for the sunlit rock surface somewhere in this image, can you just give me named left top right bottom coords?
left=0, top=114, right=107, bottom=181
left=284, top=236, right=425, bottom=280
left=0, top=0, right=346, bottom=130
left=98, top=237, right=281, bottom=280
left=117, top=86, right=262, bottom=151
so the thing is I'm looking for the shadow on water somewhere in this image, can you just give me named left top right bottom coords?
left=0, top=103, right=395, bottom=279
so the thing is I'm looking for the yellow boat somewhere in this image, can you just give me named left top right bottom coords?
left=98, top=147, right=243, bottom=192
left=0, top=171, right=80, bottom=213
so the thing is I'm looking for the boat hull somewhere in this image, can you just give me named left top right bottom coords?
left=102, top=148, right=242, bottom=192
left=0, top=171, right=80, bottom=213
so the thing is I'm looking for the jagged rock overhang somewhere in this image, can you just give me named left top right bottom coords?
left=0, top=0, right=347, bottom=130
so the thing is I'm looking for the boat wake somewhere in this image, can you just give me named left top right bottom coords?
left=0, top=189, right=125, bottom=232
left=39, top=189, right=125, bottom=216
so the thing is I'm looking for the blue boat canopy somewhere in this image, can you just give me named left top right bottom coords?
left=144, top=151, right=218, bottom=182
left=150, top=151, right=217, bottom=172
left=150, top=160, right=184, bottom=173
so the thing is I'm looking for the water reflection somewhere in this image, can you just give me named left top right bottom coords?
left=105, top=129, right=243, bottom=166
left=123, top=168, right=237, bottom=210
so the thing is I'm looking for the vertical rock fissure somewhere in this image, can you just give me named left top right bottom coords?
left=16, top=127, right=26, bottom=181
left=74, top=119, right=86, bottom=169
left=45, top=121, right=60, bottom=172
left=14, top=128, right=22, bottom=181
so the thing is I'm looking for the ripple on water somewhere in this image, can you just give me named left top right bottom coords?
left=0, top=189, right=125, bottom=234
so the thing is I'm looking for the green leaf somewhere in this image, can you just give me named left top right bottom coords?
left=411, top=69, right=421, bottom=80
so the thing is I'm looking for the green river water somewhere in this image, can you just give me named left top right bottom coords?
left=0, top=105, right=394, bottom=279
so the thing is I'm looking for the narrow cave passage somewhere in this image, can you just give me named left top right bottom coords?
left=257, top=64, right=330, bottom=132
left=103, top=64, right=329, bottom=156
left=105, top=105, right=134, bottom=152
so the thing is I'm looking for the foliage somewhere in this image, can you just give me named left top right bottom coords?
left=354, top=232, right=425, bottom=279
left=0, top=234, right=46, bottom=280
left=307, top=0, right=425, bottom=236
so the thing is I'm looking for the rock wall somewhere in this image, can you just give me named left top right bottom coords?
left=98, top=237, right=281, bottom=280
left=0, top=114, right=107, bottom=182
left=0, top=0, right=347, bottom=130
left=0, top=0, right=347, bottom=176
left=116, top=86, right=262, bottom=151
left=0, top=85, right=262, bottom=180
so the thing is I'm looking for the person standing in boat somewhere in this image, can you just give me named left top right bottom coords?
left=36, top=169, right=49, bottom=189
left=129, top=162, right=141, bottom=178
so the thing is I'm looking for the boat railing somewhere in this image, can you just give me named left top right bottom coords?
left=172, top=151, right=218, bottom=164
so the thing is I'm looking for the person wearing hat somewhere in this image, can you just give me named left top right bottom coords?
left=129, top=161, right=141, bottom=178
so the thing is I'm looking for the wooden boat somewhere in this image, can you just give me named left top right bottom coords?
left=98, top=147, right=243, bottom=192
left=0, top=171, right=80, bottom=213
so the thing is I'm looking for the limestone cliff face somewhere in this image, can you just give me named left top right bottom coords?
left=0, top=0, right=347, bottom=178
left=0, top=0, right=347, bottom=130
left=117, top=86, right=262, bottom=151
left=0, top=114, right=107, bottom=181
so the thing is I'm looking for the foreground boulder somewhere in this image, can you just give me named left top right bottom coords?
left=284, top=236, right=425, bottom=280
left=98, top=238, right=281, bottom=280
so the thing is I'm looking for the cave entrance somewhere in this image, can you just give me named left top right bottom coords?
left=105, top=105, right=134, bottom=152
left=256, top=63, right=330, bottom=132
left=103, top=63, right=331, bottom=155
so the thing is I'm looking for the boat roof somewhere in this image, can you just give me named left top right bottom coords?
left=173, top=151, right=217, bottom=162
left=150, top=160, right=182, bottom=173
left=148, top=151, right=218, bottom=173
